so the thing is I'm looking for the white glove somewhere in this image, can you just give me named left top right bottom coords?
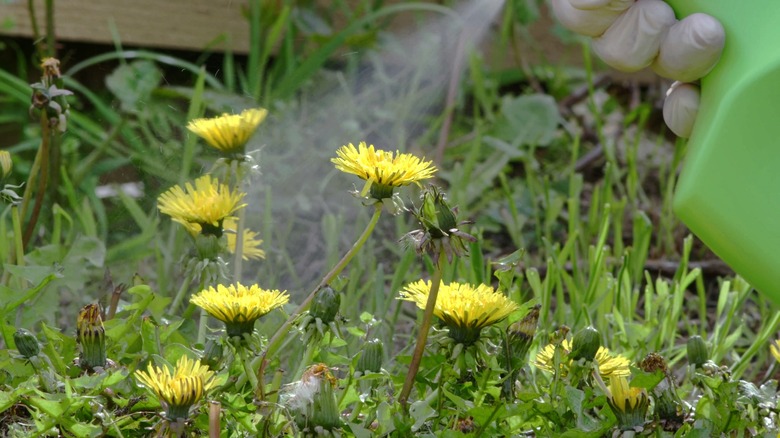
left=551, top=0, right=725, bottom=138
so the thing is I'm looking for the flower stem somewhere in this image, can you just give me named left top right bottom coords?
left=194, top=275, right=209, bottom=343
left=233, top=207, right=246, bottom=281
left=11, top=206, right=25, bottom=269
left=231, top=160, right=245, bottom=282
left=208, top=401, right=221, bottom=438
left=399, top=251, right=444, bottom=411
left=22, top=112, right=51, bottom=249
left=238, top=345, right=259, bottom=391
left=292, top=337, right=318, bottom=381
left=11, top=205, right=28, bottom=324
left=254, top=202, right=383, bottom=400
left=169, top=268, right=196, bottom=314
left=197, top=308, right=209, bottom=344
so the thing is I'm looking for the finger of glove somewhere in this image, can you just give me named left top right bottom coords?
left=592, top=0, right=676, bottom=72
left=570, top=0, right=634, bottom=12
left=551, top=0, right=626, bottom=37
left=663, top=82, right=700, bottom=138
left=652, top=13, right=725, bottom=82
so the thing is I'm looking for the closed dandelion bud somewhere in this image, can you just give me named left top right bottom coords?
left=291, top=364, right=341, bottom=432
left=501, top=305, right=540, bottom=399
left=435, top=197, right=458, bottom=235
left=194, top=232, right=224, bottom=261
left=311, top=376, right=342, bottom=431
left=15, top=329, right=58, bottom=393
left=655, top=386, right=684, bottom=424
left=0, top=150, right=12, bottom=178
left=506, top=305, right=541, bottom=365
left=356, top=339, right=383, bottom=373
left=420, top=187, right=457, bottom=238
left=570, top=326, right=601, bottom=362
left=14, top=329, right=40, bottom=359
left=77, top=303, right=107, bottom=370
left=200, top=338, right=224, bottom=370
left=310, top=286, right=340, bottom=324
left=687, top=335, right=708, bottom=368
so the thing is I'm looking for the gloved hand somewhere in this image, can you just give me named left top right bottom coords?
left=550, top=0, right=725, bottom=138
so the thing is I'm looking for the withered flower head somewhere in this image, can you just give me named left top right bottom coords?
left=40, top=57, right=62, bottom=79
left=637, top=352, right=669, bottom=375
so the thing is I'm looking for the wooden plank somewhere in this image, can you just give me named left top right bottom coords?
left=0, top=0, right=252, bottom=53
left=0, top=1, right=651, bottom=81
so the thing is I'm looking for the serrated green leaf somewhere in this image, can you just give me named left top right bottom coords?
left=105, top=60, right=162, bottom=112
left=629, top=368, right=665, bottom=390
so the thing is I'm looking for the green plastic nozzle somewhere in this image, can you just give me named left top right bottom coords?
left=667, top=1, right=780, bottom=302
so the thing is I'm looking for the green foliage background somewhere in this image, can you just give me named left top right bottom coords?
left=1, top=0, right=779, bottom=436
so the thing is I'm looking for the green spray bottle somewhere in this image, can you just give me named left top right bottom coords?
left=664, top=1, right=780, bottom=302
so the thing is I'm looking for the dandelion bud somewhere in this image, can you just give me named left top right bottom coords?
left=654, top=387, right=684, bottom=426
left=607, top=376, right=649, bottom=430
left=200, top=338, right=224, bottom=370
left=310, top=286, right=340, bottom=324
left=289, top=364, right=342, bottom=433
left=570, top=326, right=601, bottom=362
left=686, top=335, right=708, bottom=368
left=501, top=305, right=540, bottom=399
left=310, top=374, right=342, bottom=431
left=14, top=329, right=40, bottom=359
left=356, top=339, right=384, bottom=374
left=0, top=150, right=12, bottom=179
left=14, top=328, right=58, bottom=392
left=194, top=232, right=224, bottom=261
left=77, top=304, right=107, bottom=370
left=420, top=187, right=457, bottom=238
left=506, top=304, right=541, bottom=365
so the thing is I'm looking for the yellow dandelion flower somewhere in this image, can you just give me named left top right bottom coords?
left=331, top=142, right=436, bottom=199
left=223, top=217, right=265, bottom=260
left=534, top=339, right=630, bottom=378
left=187, top=108, right=268, bottom=154
left=399, top=280, right=518, bottom=345
left=190, top=282, right=289, bottom=337
left=607, top=375, right=649, bottom=429
left=135, top=355, right=216, bottom=420
left=157, top=175, right=246, bottom=236
left=771, top=339, right=780, bottom=364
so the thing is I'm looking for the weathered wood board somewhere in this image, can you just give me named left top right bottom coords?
left=0, top=0, right=252, bottom=53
